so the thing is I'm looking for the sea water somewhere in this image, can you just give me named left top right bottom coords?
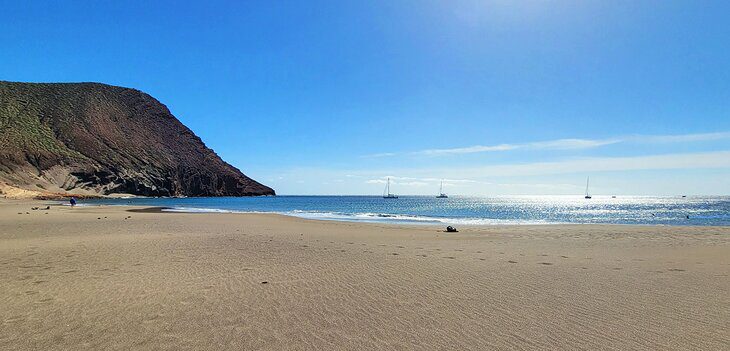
left=83, top=195, right=730, bottom=226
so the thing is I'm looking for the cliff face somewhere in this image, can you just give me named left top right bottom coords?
left=0, top=81, right=274, bottom=197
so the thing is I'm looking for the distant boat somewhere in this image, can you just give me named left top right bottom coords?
left=383, top=177, right=398, bottom=199
left=436, top=180, right=448, bottom=198
left=584, top=176, right=592, bottom=199
left=681, top=195, right=687, bottom=198
left=612, top=195, right=616, bottom=199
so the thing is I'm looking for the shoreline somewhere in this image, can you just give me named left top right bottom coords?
left=1, top=199, right=728, bottom=350
left=6, top=198, right=729, bottom=229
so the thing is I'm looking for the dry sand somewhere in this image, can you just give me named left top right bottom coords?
left=0, top=200, right=728, bottom=350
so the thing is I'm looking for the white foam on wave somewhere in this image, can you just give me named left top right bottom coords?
left=160, top=207, right=559, bottom=225
left=162, top=207, right=268, bottom=214
left=284, top=210, right=561, bottom=226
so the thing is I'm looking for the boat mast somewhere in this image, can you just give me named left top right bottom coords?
left=585, top=176, right=590, bottom=196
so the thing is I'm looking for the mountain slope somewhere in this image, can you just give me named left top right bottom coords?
left=0, top=81, right=274, bottom=197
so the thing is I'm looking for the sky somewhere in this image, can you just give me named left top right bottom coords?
left=1, top=0, right=729, bottom=195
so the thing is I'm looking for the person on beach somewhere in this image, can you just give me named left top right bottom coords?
left=70, top=197, right=77, bottom=207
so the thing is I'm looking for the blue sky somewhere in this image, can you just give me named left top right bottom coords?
left=2, top=1, right=729, bottom=195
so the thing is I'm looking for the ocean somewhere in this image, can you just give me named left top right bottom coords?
left=82, top=195, right=730, bottom=226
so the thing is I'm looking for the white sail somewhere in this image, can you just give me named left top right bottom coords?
left=437, top=179, right=448, bottom=198
left=384, top=177, right=398, bottom=198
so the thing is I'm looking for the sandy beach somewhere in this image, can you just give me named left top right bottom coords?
left=1, top=200, right=728, bottom=350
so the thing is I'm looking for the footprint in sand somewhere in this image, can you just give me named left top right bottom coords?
left=612, top=267, right=622, bottom=270
left=416, top=254, right=427, bottom=257
left=668, top=268, right=686, bottom=272
left=478, top=258, right=486, bottom=261
left=508, top=260, right=518, bottom=264
left=391, top=253, right=399, bottom=255
left=443, top=256, right=456, bottom=259
left=560, top=256, right=569, bottom=259
left=538, top=262, right=553, bottom=265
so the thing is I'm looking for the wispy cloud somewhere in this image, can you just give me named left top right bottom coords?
left=362, top=131, right=730, bottom=158
left=417, top=138, right=620, bottom=156
left=433, top=150, right=730, bottom=177
left=365, top=176, right=482, bottom=186
left=360, top=152, right=398, bottom=158
left=640, top=131, right=730, bottom=143
left=365, top=179, right=387, bottom=184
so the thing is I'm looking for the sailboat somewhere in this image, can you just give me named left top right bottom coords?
left=436, top=180, right=448, bottom=198
left=383, top=177, right=398, bottom=199
left=584, top=176, right=592, bottom=199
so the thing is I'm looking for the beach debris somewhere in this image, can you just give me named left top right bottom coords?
left=261, top=281, right=268, bottom=284
left=446, top=226, right=458, bottom=233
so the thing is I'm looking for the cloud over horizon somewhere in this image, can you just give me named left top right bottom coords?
left=362, top=131, right=730, bottom=158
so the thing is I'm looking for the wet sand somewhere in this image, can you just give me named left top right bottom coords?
left=1, top=200, right=728, bottom=350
